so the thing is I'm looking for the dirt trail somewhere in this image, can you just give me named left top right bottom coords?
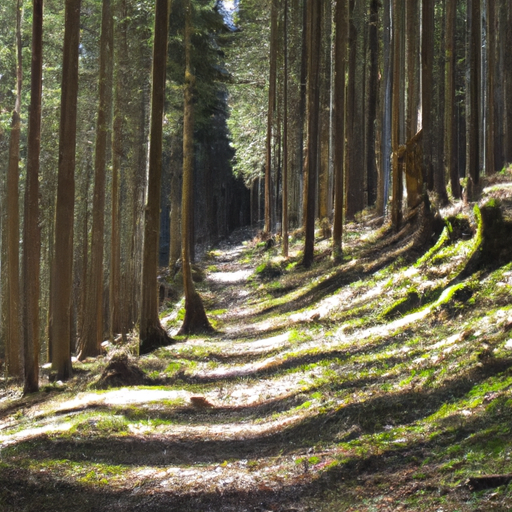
left=2, top=196, right=512, bottom=511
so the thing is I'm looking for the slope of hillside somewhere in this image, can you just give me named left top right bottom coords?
left=1, top=176, right=512, bottom=511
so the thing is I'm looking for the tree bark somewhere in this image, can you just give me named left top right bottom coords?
left=139, top=0, right=173, bottom=353
left=318, top=0, right=332, bottom=224
left=444, top=0, right=460, bottom=198
left=391, top=0, right=403, bottom=230
left=264, top=0, right=278, bottom=235
left=179, top=0, right=212, bottom=335
left=332, top=0, right=348, bottom=261
left=366, top=0, right=379, bottom=208
left=434, top=0, right=449, bottom=204
left=110, top=1, right=123, bottom=340
left=49, top=0, right=82, bottom=380
left=6, top=0, right=23, bottom=379
left=79, top=0, right=113, bottom=359
left=345, top=0, right=364, bottom=220
left=282, top=0, right=289, bottom=257
left=422, top=0, right=434, bottom=194
left=379, top=0, right=392, bottom=216
left=302, top=0, right=321, bottom=268
left=23, top=0, right=43, bottom=393
left=485, top=0, right=496, bottom=175
left=466, top=0, right=480, bottom=198
left=505, top=2, right=512, bottom=163
left=405, top=0, right=423, bottom=208
left=169, top=135, right=183, bottom=271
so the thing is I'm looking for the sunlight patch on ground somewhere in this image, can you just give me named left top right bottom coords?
left=196, top=354, right=285, bottom=382
left=174, top=331, right=291, bottom=356
left=50, top=389, right=190, bottom=414
left=130, top=455, right=311, bottom=496
left=134, top=410, right=306, bottom=440
left=0, top=422, right=73, bottom=447
left=209, top=269, right=252, bottom=283
left=203, top=368, right=315, bottom=406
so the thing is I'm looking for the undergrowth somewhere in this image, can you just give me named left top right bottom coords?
left=1, top=195, right=512, bottom=512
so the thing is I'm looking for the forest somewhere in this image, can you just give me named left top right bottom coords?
left=0, top=0, right=512, bottom=510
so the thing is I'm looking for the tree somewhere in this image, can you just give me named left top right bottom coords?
left=422, top=0, right=434, bottom=194
left=332, top=0, right=348, bottom=261
left=49, top=0, right=82, bottom=380
left=110, top=0, right=124, bottom=341
left=23, top=0, right=43, bottom=393
left=444, top=0, right=460, bottom=198
left=317, top=0, right=332, bottom=225
left=302, top=0, right=321, bottom=268
left=391, top=0, right=403, bottom=230
left=178, top=0, right=212, bottom=335
left=378, top=0, right=392, bottom=215
left=282, top=0, right=289, bottom=257
left=405, top=0, right=423, bottom=208
left=139, top=0, right=173, bottom=354
left=79, top=0, right=113, bottom=359
left=344, top=0, right=364, bottom=220
left=504, top=0, right=512, bottom=164
left=366, top=0, right=379, bottom=208
left=466, top=0, right=480, bottom=198
left=485, top=0, right=496, bottom=175
left=264, top=0, right=278, bottom=235
left=5, top=0, right=23, bottom=379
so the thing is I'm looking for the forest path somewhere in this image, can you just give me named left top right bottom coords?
left=2, top=183, right=512, bottom=511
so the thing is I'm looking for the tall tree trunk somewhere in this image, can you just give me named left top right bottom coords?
left=23, top=0, right=43, bottom=393
left=379, top=0, right=392, bottom=215
left=79, top=0, right=113, bottom=359
left=169, top=135, right=182, bottom=271
left=345, top=0, right=364, bottom=220
left=444, top=0, right=460, bottom=198
left=391, top=0, right=403, bottom=230
left=405, top=0, right=423, bottom=208
left=422, top=0, right=434, bottom=193
left=139, top=0, right=173, bottom=353
left=264, top=0, right=278, bottom=235
left=110, top=4, right=122, bottom=339
left=6, top=0, right=23, bottom=379
left=282, top=0, right=289, bottom=257
left=318, top=0, right=332, bottom=224
left=505, top=2, right=512, bottom=163
left=179, top=0, right=212, bottom=335
left=302, top=0, right=321, bottom=268
left=434, top=0, right=449, bottom=204
left=366, top=0, right=379, bottom=208
left=293, top=0, right=307, bottom=228
left=466, top=0, right=480, bottom=197
left=332, top=0, right=348, bottom=260
left=485, top=0, right=496, bottom=175
left=49, top=0, right=82, bottom=380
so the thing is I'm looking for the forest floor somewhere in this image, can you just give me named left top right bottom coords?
left=2, top=174, right=512, bottom=511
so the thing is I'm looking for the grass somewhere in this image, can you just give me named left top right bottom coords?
left=2, top=198, right=512, bottom=511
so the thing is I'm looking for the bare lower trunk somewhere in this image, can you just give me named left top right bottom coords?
left=23, top=0, right=43, bottom=394
left=179, top=0, right=212, bottom=336
left=49, top=0, right=82, bottom=381
left=332, top=0, right=348, bottom=260
left=139, top=0, right=173, bottom=353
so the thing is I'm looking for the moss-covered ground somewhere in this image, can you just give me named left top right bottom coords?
left=1, top=176, right=512, bottom=511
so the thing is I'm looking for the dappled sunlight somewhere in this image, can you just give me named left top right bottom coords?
left=208, top=269, right=252, bottom=283
left=0, top=421, right=74, bottom=447
left=3, top=189, right=512, bottom=511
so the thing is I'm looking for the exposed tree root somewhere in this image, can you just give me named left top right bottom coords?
left=94, top=351, right=149, bottom=389
left=139, top=323, right=174, bottom=355
left=178, top=291, right=215, bottom=336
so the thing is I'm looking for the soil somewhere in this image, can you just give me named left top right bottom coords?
left=1, top=179, right=512, bottom=511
